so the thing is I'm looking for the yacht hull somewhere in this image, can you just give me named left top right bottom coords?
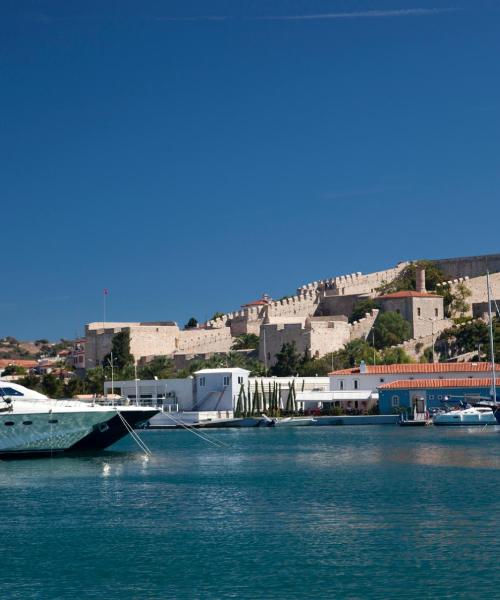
left=0, top=408, right=116, bottom=457
left=69, top=408, right=159, bottom=451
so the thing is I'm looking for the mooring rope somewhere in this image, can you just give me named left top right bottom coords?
left=161, top=412, right=228, bottom=448
left=115, top=409, right=152, bottom=456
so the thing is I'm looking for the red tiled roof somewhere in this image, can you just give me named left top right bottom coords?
left=329, top=363, right=499, bottom=376
left=0, top=359, right=38, bottom=368
left=242, top=300, right=269, bottom=307
left=379, top=378, right=497, bottom=390
left=378, top=291, right=441, bottom=299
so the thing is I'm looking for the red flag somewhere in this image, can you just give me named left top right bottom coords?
left=103, top=288, right=109, bottom=296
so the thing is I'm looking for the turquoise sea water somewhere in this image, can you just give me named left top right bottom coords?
left=1, top=426, right=499, bottom=599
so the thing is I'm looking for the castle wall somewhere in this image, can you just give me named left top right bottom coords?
left=176, top=327, right=234, bottom=355
left=260, top=323, right=310, bottom=366
left=85, top=322, right=180, bottom=367
left=298, top=262, right=409, bottom=297
left=432, top=254, right=500, bottom=279
left=308, top=321, right=351, bottom=359
left=316, top=293, right=365, bottom=318
left=349, top=309, right=379, bottom=340
left=436, top=272, right=500, bottom=318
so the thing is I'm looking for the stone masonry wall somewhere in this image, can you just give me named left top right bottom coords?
left=436, top=272, right=500, bottom=318
left=175, top=327, right=234, bottom=355
left=298, top=262, right=410, bottom=297
left=349, top=309, right=380, bottom=340
left=432, top=253, right=500, bottom=279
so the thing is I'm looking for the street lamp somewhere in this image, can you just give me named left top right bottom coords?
left=134, top=361, right=139, bottom=406
left=106, top=352, right=118, bottom=400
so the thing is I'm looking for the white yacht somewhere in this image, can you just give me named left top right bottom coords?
left=433, top=405, right=497, bottom=426
left=0, top=382, right=117, bottom=457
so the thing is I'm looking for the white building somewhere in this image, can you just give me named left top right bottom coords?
left=329, top=361, right=500, bottom=394
left=104, top=367, right=250, bottom=413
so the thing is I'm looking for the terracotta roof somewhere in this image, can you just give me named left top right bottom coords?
left=378, top=291, right=441, bottom=299
left=0, top=359, right=38, bottom=368
left=379, top=378, right=497, bottom=390
left=329, top=363, right=499, bottom=376
left=242, top=299, right=270, bottom=307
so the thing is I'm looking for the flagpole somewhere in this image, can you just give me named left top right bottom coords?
left=103, top=288, right=108, bottom=327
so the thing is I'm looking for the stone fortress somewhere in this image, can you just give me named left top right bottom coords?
left=85, top=253, right=500, bottom=368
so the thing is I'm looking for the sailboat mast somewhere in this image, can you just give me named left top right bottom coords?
left=486, top=270, right=497, bottom=404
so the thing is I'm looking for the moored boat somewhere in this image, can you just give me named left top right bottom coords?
left=432, top=405, right=497, bottom=426
left=0, top=382, right=158, bottom=456
left=0, top=384, right=117, bottom=457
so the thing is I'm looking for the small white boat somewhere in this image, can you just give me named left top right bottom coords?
left=275, top=416, right=316, bottom=427
left=261, top=414, right=316, bottom=427
left=433, top=406, right=497, bottom=426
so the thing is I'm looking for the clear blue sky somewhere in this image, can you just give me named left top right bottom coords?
left=1, top=0, right=499, bottom=340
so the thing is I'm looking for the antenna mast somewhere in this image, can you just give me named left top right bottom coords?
left=487, top=270, right=497, bottom=404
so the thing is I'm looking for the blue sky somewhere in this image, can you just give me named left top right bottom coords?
left=1, top=0, right=499, bottom=340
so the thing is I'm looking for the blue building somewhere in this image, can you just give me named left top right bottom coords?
left=378, top=378, right=500, bottom=414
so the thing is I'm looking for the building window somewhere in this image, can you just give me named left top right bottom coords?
left=428, top=395, right=434, bottom=400
left=339, top=380, right=344, bottom=390
left=237, top=376, right=244, bottom=384
left=435, top=308, right=439, bottom=317
left=199, top=377, right=206, bottom=387
left=417, top=307, right=421, bottom=317
left=437, top=395, right=443, bottom=400
left=391, top=395, right=399, bottom=407
left=354, top=380, right=359, bottom=390
left=379, top=378, right=385, bottom=383
left=223, top=376, right=230, bottom=386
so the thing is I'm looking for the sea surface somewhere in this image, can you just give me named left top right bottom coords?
left=0, top=426, right=499, bottom=599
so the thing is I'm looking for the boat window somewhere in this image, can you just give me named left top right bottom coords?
left=4, top=421, right=15, bottom=426
left=22, top=421, right=33, bottom=425
left=48, top=419, right=58, bottom=424
left=0, top=387, right=24, bottom=396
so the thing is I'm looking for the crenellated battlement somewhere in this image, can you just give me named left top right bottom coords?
left=348, top=309, right=380, bottom=340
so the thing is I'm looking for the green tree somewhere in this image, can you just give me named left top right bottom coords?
left=435, top=319, right=497, bottom=361
left=373, top=312, right=412, bottom=349
left=184, top=317, right=198, bottom=329
left=349, top=298, right=378, bottom=323
left=40, top=373, right=65, bottom=398
left=378, top=260, right=446, bottom=294
left=449, top=282, right=472, bottom=321
left=19, top=373, right=43, bottom=392
left=64, top=376, right=88, bottom=397
left=270, top=342, right=302, bottom=376
left=84, top=367, right=106, bottom=395
left=1, top=365, right=27, bottom=376
left=138, top=356, right=176, bottom=379
left=231, top=334, right=260, bottom=350
left=211, top=312, right=225, bottom=321
left=105, top=330, right=133, bottom=370
left=379, top=347, right=413, bottom=364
